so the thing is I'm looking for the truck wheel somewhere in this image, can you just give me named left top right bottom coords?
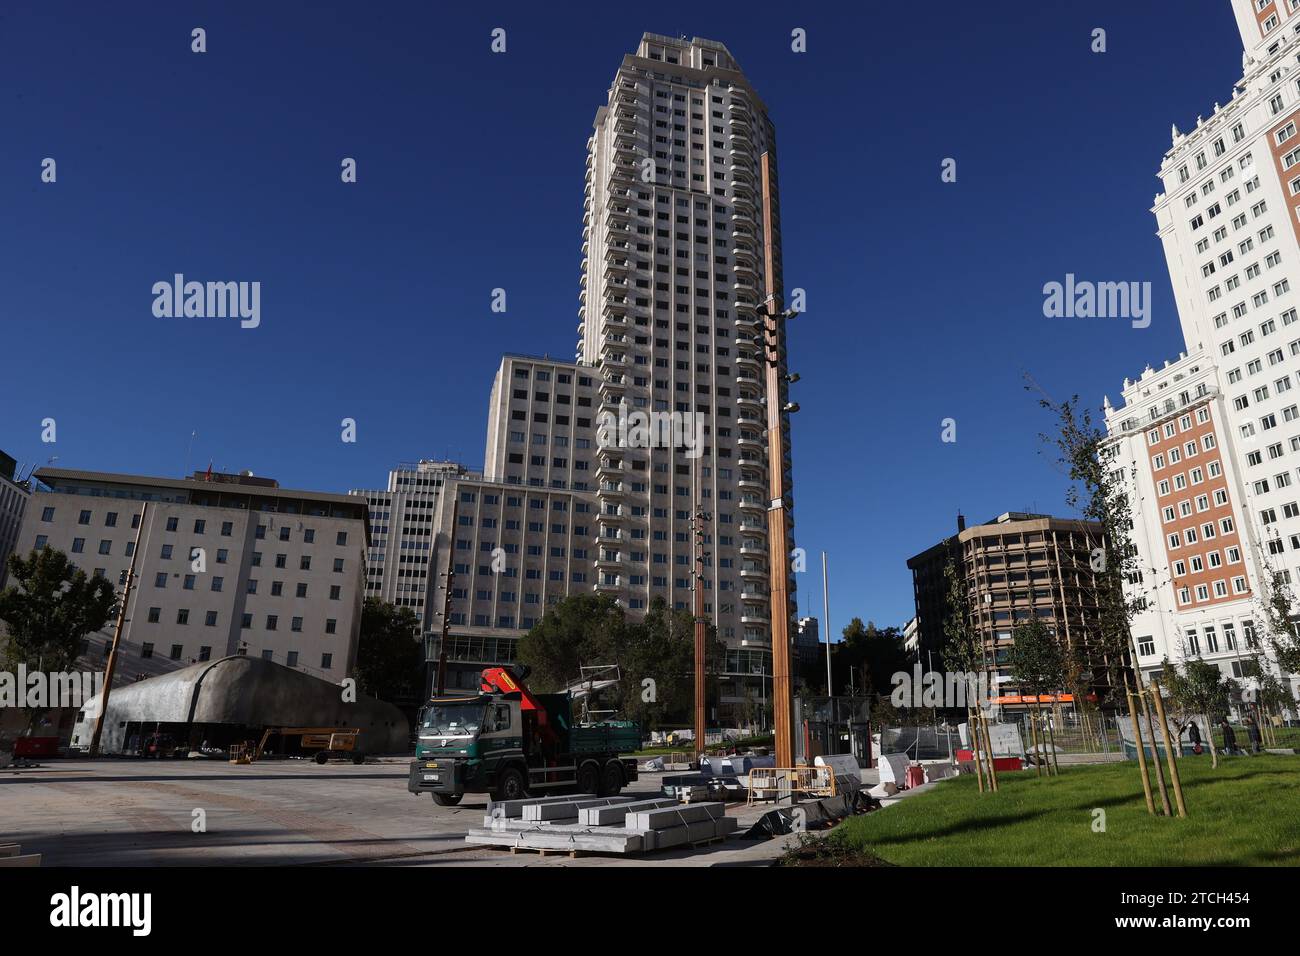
left=495, top=767, right=528, bottom=802
left=314, top=751, right=329, bottom=765
left=577, top=761, right=601, bottom=796
left=431, top=793, right=463, bottom=807
left=352, top=753, right=365, bottom=765
left=601, top=761, right=624, bottom=796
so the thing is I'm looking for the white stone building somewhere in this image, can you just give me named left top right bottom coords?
left=1104, top=1, right=1300, bottom=704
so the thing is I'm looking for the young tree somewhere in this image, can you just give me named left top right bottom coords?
left=1007, top=619, right=1065, bottom=776
left=0, top=548, right=117, bottom=733
left=353, top=598, right=423, bottom=702
left=1163, top=656, right=1234, bottom=770
left=1254, top=547, right=1300, bottom=676
left=940, top=547, right=998, bottom=792
left=1062, top=641, right=1099, bottom=752
left=1034, top=388, right=1157, bottom=810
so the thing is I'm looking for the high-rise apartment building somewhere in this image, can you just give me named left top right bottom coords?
left=14, top=468, right=369, bottom=685
left=420, top=35, right=799, bottom=720
left=1104, top=0, right=1300, bottom=701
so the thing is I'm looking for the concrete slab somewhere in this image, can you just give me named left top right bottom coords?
left=488, top=793, right=598, bottom=820
left=578, top=798, right=679, bottom=826
left=521, top=795, right=635, bottom=822
left=626, top=802, right=724, bottom=830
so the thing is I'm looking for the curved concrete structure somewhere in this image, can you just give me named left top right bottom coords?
left=70, top=656, right=408, bottom=755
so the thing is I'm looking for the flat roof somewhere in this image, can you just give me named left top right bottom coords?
left=34, top=467, right=359, bottom=508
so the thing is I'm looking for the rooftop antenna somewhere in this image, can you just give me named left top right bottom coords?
left=184, top=429, right=197, bottom=477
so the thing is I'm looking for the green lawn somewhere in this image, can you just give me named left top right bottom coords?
left=833, top=755, right=1300, bottom=866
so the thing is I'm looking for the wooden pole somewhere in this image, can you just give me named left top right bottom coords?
left=693, top=508, right=708, bottom=760
left=90, top=501, right=148, bottom=757
left=969, top=705, right=986, bottom=793
left=979, top=707, right=999, bottom=791
left=1149, top=677, right=1187, bottom=818
left=760, top=149, right=794, bottom=769
left=1125, top=677, right=1156, bottom=815
left=1028, top=706, right=1043, bottom=777
left=1137, top=676, right=1171, bottom=816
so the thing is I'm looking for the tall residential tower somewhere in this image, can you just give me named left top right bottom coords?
left=420, top=36, right=800, bottom=721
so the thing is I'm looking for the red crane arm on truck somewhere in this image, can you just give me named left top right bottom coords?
left=480, top=667, right=559, bottom=748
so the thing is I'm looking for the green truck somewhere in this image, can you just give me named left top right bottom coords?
left=407, top=665, right=640, bottom=805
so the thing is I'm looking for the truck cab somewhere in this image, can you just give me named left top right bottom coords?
left=407, top=668, right=639, bottom=806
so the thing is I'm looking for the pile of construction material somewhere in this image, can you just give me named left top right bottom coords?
left=465, top=793, right=739, bottom=857
left=660, top=753, right=777, bottom=801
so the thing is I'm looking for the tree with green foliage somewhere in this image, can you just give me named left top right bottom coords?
left=616, top=596, right=724, bottom=732
left=1254, top=545, right=1300, bottom=676
left=1008, top=619, right=1066, bottom=775
left=517, top=594, right=723, bottom=731
left=831, top=618, right=908, bottom=700
left=517, top=593, right=631, bottom=691
left=0, top=548, right=117, bottom=734
left=353, top=598, right=423, bottom=703
left=1033, top=391, right=1139, bottom=708
left=0, top=548, right=116, bottom=672
left=1162, top=656, right=1234, bottom=769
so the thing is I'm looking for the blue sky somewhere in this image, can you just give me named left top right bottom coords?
left=0, top=1, right=1244, bottom=633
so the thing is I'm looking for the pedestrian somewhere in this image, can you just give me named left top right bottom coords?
left=1220, top=719, right=1238, bottom=756
left=1186, top=719, right=1202, bottom=755
left=1245, top=715, right=1262, bottom=754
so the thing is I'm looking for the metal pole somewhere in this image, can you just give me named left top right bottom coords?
left=90, top=501, right=147, bottom=757
left=760, top=150, right=795, bottom=770
left=821, top=551, right=832, bottom=696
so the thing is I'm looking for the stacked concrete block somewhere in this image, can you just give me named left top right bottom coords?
left=464, top=792, right=737, bottom=857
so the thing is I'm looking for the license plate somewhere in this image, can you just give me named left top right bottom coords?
left=423, top=773, right=441, bottom=782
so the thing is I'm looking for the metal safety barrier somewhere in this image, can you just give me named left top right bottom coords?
left=746, top=766, right=836, bottom=805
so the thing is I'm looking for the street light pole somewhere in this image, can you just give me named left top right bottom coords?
left=821, top=551, right=833, bottom=696
left=759, top=149, right=798, bottom=769
left=692, top=507, right=711, bottom=758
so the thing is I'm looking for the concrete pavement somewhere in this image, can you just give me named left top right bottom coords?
left=0, top=757, right=793, bottom=867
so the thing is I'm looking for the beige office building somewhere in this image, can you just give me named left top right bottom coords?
left=15, top=468, right=369, bottom=685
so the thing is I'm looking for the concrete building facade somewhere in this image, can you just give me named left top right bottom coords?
left=14, top=468, right=369, bottom=686
left=0, top=450, right=29, bottom=588
left=908, top=513, right=1116, bottom=708
left=350, top=460, right=478, bottom=628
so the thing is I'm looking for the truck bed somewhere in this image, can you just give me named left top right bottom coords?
left=568, top=721, right=641, bottom=755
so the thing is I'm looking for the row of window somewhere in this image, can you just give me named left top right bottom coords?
left=136, top=642, right=333, bottom=670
